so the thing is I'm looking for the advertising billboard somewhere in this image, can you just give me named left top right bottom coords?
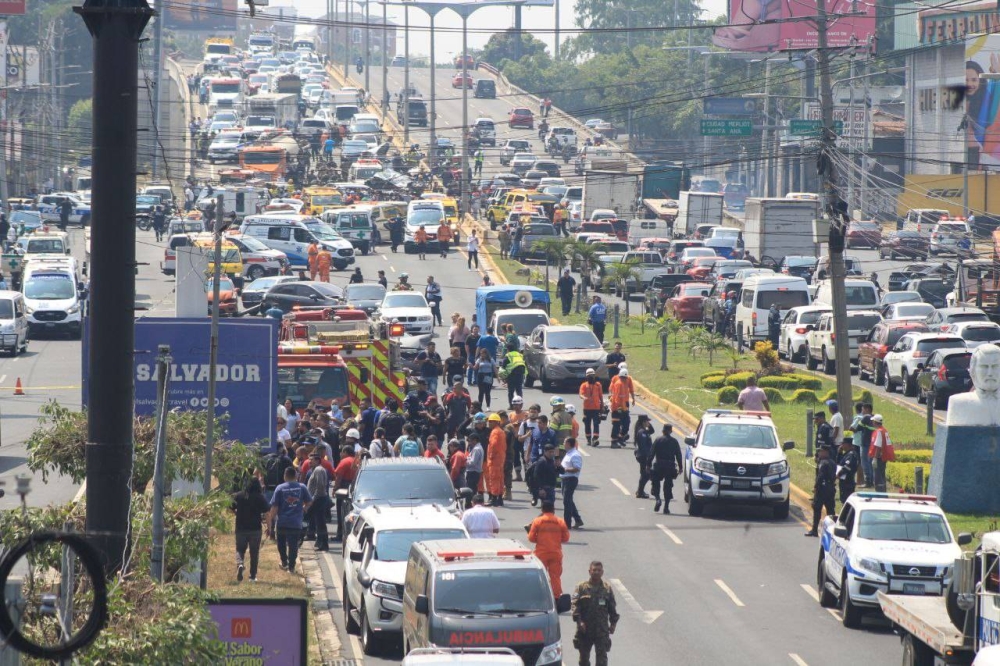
left=965, top=34, right=1000, bottom=169
left=163, top=0, right=239, bottom=32
left=208, top=599, right=307, bottom=665
left=0, top=0, right=26, bottom=16
left=713, top=0, right=876, bottom=52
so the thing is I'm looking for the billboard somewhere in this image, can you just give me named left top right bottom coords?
left=163, top=0, right=238, bottom=32
left=965, top=34, right=1000, bottom=169
left=82, top=317, right=279, bottom=446
left=802, top=102, right=870, bottom=151
left=208, top=599, right=307, bottom=665
left=0, top=0, right=26, bottom=16
left=713, top=0, right=876, bottom=52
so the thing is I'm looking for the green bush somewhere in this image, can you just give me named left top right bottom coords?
left=791, top=389, right=819, bottom=404
left=820, top=388, right=839, bottom=404
left=762, top=387, right=785, bottom=404
left=717, top=386, right=739, bottom=404
left=786, top=374, right=822, bottom=390
left=758, top=376, right=801, bottom=390
left=724, top=371, right=756, bottom=390
left=701, top=370, right=725, bottom=381
left=857, top=389, right=874, bottom=405
left=893, top=449, right=934, bottom=464
left=886, top=462, right=933, bottom=492
left=702, top=376, right=726, bottom=389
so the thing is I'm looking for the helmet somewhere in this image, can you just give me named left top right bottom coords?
left=511, top=395, right=523, bottom=404
left=566, top=404, right=577, bottom=414
left=473, top=412, right=487, bottom=422
left=549, top=396, right=565, bottom=408
left=400, top=272, right=409, bottom=279
left=619, top=368, right=629, bottom=377
left=727, top=291, right=736, bottom=299
left=346, top=428, right=361, bottom=439
left=487, top=413, right=502, bottom=423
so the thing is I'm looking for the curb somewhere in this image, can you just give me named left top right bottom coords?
left=299, top=544, right=343, bottom=662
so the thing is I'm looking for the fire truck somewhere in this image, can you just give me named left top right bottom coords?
left=276, top=308, right=408, bottom=408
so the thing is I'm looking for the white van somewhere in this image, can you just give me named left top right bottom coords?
left=320, top=206, right=377, bottom=255
left=812, top=278, right=880, bottom=312
left=21, top=268, right=83, bottom=338
left=0, top=290, right=28, bottom=356
left=735, top=274, right=811, bottom=343
left=239, top=215, right=355, bottom=271
left=473, top=118, right=496, bottom=146
left=21, top=233, right=69, bottom=257
left=628, top=218, right=668, bottom=245
left=334, top=104, right=359, bottom=126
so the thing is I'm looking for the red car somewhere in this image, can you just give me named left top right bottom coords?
left=206, top=277, right=239, bottom=317
left=858, top=320, right=930, bottom=384
left=665, top=282, right=713, bottom=323
left=686, top=256, right=720, bottom=280
left=509, top=107, right=534, bottom=129
left=846, top=220, right=883, bottom=249
left=452, top=72, right=474, bottom=89
left=454, top=54, right=476, bottom=69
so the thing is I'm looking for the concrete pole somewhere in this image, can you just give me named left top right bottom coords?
left=382, top=0, right=388, bottom=111
left=461, top=16, right=469, bottom=215
left=150, top=344, right=171, bottom=583
left=403, top=5, right=410, bottom=143
left=429, top=12, right=437, bottom=169
left=344, top=0, right=351, bottom=79
left=151, top=1, right=163, bottom=179
left=364, top=1, right=371, bottom=92
left=554, top=0, right=560, bottom=59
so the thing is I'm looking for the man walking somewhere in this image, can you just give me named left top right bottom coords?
left=557, top=269, right=576, bottom=316
left=561, top=437, right=584, bottom=529
left=578, top=368, right=604, bottom=446
left=266, top=467, right=313, bottom=573
left=528, top=501, right=570, bottom=598
left=650, top=424, right=682, bottom=513
left=304, top=452, right=331, bottom=551
left=869, top=414, right=891, bottom=492
left=462, top=494, right=500, bottom=538
left=804, top=446, right=836, bottom=537
left=587, top=296, right=607, bottom=343
left=572, top=561, right=619, bottom=666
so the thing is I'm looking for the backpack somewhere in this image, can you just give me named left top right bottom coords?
left=400, top=438, right=421, bottom=457
left=262, top=453, right=288, bottom=489
left=379, top=412, right=405, bottom=441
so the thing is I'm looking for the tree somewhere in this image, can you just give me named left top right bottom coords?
left=479, top=29, right=548, bottom=67
left=568, top=241, right=604, bottom=298
left=608, top=260, right=642, bottom=318
left=531, top=237, right=572, bottom=296
left=67, top=98, right=93, bottom=153
left=693, top=332, right=731, bottom=366
left=566, top=0, right=703, bottom=57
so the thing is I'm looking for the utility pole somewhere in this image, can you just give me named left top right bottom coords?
left=554, top=0, right=559, bottom=59
left=75, top=0, right=153, bottom=576
left=815, top=0, right=854, bottom=416
left=150, top=0, right=163, bottom=180
left=344, top=0, right=350, bottom=80
left=150, top=344, right=171, bottom=583
left=364, top=0, right=371, bottom=93
left=1, top=20, right=9, bottom=207
left=201, top=194, right=224, bottom=589
left=403, top=5, right=409, bottom=143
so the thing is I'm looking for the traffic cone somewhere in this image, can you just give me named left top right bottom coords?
left=13, top=378, right=23, bottom=396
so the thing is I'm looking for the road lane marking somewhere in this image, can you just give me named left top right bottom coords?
left=800, top=583, right=819, bottom=602
left=789, top=654, right=809, bottom=666
left=578, top=448, right=590, bottom=457
left=656, top=523, right=683, bottom=545
left=607, top=578, right=663, bottom=624
left=390, top=265, right=396, bottom=273
left=324, top=552, right=365, bottom=658
left=0, top=375, right=5, bottom=384
left=609, top=478, right=631, bottom=496
left=714, top=579, right=745, bottom=607
left=381, top=254, right=388, bottom=261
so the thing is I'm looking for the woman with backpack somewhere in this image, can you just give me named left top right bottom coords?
left=473, top=348, right=496, bottom=409
left=394, top=424, right=425, bottom=457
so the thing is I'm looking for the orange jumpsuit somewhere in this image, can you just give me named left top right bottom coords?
left=437, top=223, right=452, bottom=245
left=608, top=376, right=633, bottom=412
left=307, top=242, right=319, bottom=280
left=485, top=424, right=507, bottom=497
left=316, top=249, right=332, bottom=282
left=528, top=512, right=570, bottom=597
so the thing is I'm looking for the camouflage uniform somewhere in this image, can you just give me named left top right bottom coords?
left=571, top=579, right=619, bottom=666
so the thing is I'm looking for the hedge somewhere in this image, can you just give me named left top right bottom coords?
left=724, top=371, right=756, bottom=390
left=819, top=387, right=875, bottom=406
left=791, top=389, right=819, bottom=404
left=762, top=387, right=785, bottom=404
left=758, top=376, right=800, bottom=391
left=701, top=370, right=725, bottom=381
left=717, top=386, right=739, bottom=404
left=886, top=462, right=932, bottom=493
left=702, top=376, right=726, bottom=389
left=893, top=449, right=934, bottom=464
left=785, top=374, right=823, bottom=390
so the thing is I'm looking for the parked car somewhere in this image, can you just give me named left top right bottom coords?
left=924, top=306, right=989, bottom=331
left=882, top=332, right=966, bottom=396
left=806, top=310, right=882, bottom=374
left=879, top=230, right=929, bottom=260
left=523, top=324, right=608, bottom=390
left=944, top=321, right=1000, bottom=349
left=916, top=349, right=973, bottom=410
left=665, top=282, right=712, bottom=323
left=778, top=305, right=831, bottom=362
left=846, top=220, right=883, bottom=249
left=881, top=302, right=935, bottom=322
left=857, top=321, right=930, bottom=385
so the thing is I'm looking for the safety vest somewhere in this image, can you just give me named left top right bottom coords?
left=505, top=351, right=526, bottom=371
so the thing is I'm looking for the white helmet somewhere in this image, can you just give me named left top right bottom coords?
left=619, top=368, right=629, bottom=377
left=566, top=404, right=577, bottom=415
left=346, top=428, right=361, bottom=439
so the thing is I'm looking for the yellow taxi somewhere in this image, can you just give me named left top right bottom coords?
left=302, top=186, right=344, bottom=216
left=193, top=238, right=244, bottom=281
left=486, top=188, right=531, bottom=230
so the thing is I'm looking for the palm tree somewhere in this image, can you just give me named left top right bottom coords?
left=568, top=241, right=604, bottom=299
left=531, top=237, right=572, bottom=297
left=692, top=332, right=731, bottom=367
left=723, top=344, right=745, bottom=372
left=608, top=260, right=642, bottom=318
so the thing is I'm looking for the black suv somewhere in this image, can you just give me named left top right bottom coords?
left=474, top=79, right=496, bottom=99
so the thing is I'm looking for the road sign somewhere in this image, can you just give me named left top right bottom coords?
left=788, top=119, right=844, bottom=136
left=701, top=119, right=753, bottom=136
left=703, top=97, right=758, bottom=116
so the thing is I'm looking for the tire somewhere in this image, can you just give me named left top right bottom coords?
left=360, top=602, right=379, bottom=655
left=344, top=579, right=360, bottom=634
left=81, top=214, right=91, bottom=227
left=540, top=370, right=552, bottom=392
left=773, top=498, right=789, bottom=520
left=247, top=265, right=266, bottom=281
left=360, top=243, right=369, bottom=256
left=902, top=369, right=917, bottom=397
left=806, top=352, right=819, bottom=371
left=822, top=349, right=835, bottom=375
left=687, top=493, right=704, bottom=516
left=933, top=392, right=949, bottom=410
left=901, top=634, right=934, bottom=666
left=137, top=218, right=152, bottom=231
left=883, top=365, right=895, bottom=392
left=840, top=574, right=863, bottom=628
left=917, top=388, right=926, bottom=405
left=817, top=556, right=838, bottom=608
left=874, top=362, right=885, bottom=387
left=786, top=342, right=795, bottom=362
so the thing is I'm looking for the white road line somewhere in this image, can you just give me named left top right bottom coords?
left=655, top=523, right=683, bottom=545
left=714, top=579, right=745, bottom=607
left=800, top=584, right=820, bottom=603
left=578, top=448, right=590, bottom=457
left=0, top=375, right=5, bottom=384
left=390, top=265, right=396, bottom=273
left=609, top=478, right=631, bottom=496
left=789, top=654, right=809, bottom=666
left=381, top=254, right=388, bottom=262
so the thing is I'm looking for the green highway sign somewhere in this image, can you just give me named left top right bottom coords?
left=789, top=119, right=844, bottom=136
left=700, top=119, right=753, bottom=137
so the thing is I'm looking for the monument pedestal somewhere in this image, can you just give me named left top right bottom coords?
left=929, top=425, right=1000, bottom=514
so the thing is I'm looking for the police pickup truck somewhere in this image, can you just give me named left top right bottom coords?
left=683, top=409, right=794, bottom=519
left=36, top=193, right=91, bottom=227
left=816, top=492, right=970, bottom=629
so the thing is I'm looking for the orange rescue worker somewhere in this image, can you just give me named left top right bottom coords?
left=307, top=240, right=320, bottom=280
left=436, top=220, right=452, bottom=258
left=414, top=225, right=429, bottom=260
left=578, top=368, right=604, bottom=446
left=485, top=413, right=507, bottom=506
left=527, top=501, right=570, bottom=597
left=316, top=246, right=332, bottom=282
left=608, top=367, right=635, bottom=448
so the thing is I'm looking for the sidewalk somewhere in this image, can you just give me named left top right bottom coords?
left=299, top=541, right=355, bottom=665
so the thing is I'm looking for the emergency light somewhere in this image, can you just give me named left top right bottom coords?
left=854, top=492, right=938, bottom=502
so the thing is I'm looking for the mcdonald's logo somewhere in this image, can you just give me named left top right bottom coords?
left=231, top=618, right=253, bottom=638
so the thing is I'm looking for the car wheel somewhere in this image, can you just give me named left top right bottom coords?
left=883, top=365, right=895, bottom=392
left=902, top=369, right=917, bottom=397
left=687, top=493, right=704, bottom=516
left=933, top=391, right=949, bottom=410
left=360, top=602, right=379, bottom=655
left=247, top=265, right=265, bottom=281
left=840, top=574, right=863, bottom=628
left=901, top=634, right=935, bottom=666
left=917, top=387, right=926, bottom=404
left=874, top=362, right=885, bottom=386
left=817, top=555, right=838, bottom=608
left=773, top=498, right=789, bottom=520
left=889, top=250, right=896, bottom=260
left=822, top=349, right=835, bottom=375
left=344, top=578, right=360, bottom=634
left=806, top=352, right=819, bottom=371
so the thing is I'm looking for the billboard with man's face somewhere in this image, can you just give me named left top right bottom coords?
left=713, top=0, right=876, bottom=52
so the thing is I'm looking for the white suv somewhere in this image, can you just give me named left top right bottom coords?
left=882, top=332, right=966, bottom=396
left=779, top=305, right=830, bottom=363
left=806, top=309, right=882, bottom=374
left=817, top=492, right=971, bottom=629
left=683, top=409, right=795, bottom=519
left=343, top=506, right=468, bottom=654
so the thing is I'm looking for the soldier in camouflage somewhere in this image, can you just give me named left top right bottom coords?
left=571, top=561, right=619, bottom=666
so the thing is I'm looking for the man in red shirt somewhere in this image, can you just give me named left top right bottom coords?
left=424, top=435, right=446, bottom=463
left=333, top=446, right=357, bottom=542
left=447, top=439, right=467, bottom=489
left=298, top=452, right=336, bottom=483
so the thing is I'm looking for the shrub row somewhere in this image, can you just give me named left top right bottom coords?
left=892, top=449, right=934, bottom=464
left=717, top=386, right=739, bottom=404
left=723, top=371, right=756, bottom=390
left=885, top=462, right=933, bottom=493
left=703, top=376, right=726, bottom=390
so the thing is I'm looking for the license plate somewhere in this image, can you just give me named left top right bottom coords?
left=903, top=583, right=923, bottom=595
left=732, top=480, right=752, bottom=489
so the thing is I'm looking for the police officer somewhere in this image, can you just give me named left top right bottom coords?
left=836, top=436, right=859, bottom=502
left=650, top=423, right=682, bottom=513
left=767, top=302, right=781, bottom=349
left=587, top=296, right=608, bottom=343
left=572, top=561, right=619, bottom=666
left=58, top=198, right=72, bottom=231
left=805, top=446, right=836, bottom=537
left=502, top=346, right=526, bottom=405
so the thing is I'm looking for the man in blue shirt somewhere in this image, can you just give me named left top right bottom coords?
left=528, top=416, right=558, bottom=506
left=476, top=326, right=500, bottom=361
left=414, top=341, right=443, bottom=395
left=266, top=467, right=313, bottom=573
left=587, top=295, right=608, bottom=343
left=358, top=397, right=379, bottom=444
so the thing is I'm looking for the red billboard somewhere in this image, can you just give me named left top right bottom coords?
left=713, top=0, right=876, bottom=52
left=0, top=0, right=26, bottom=16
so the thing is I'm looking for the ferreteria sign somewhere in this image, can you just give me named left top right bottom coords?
left=918, top=0, right=1000, bottom=44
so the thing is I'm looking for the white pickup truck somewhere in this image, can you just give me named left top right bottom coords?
left=621, top=251, right=670, bottom=295
left=805, top=309, right=883, bottom=374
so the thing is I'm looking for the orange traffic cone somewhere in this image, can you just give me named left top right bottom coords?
left=13, top=378, right=23, bottom=396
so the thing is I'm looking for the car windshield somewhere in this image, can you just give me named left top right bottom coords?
left=852, top=222, right=880, bottom=230
left=346, top=284, right=386, bottom=300
left=524, top=224, right=555, bottom=236
left=278, top=365, right=349, bottom=404
left=234, top=235, right=269, bottom=252
left=784, top=257, right=817, bottom=268
left=882, top=292, right=922, bottom=305
left=857, top=510, right=951, bottom=543
left=434, top=568, right=553, bottom=615
left=24, top=275, right=75, bottom=300
left=961, top=326, right=1000, bottom=341
left=354, top=468, right=455, bottom=503
left=374, top=529, right=466, bottom=562
left=497, top=313, right=549, bottom=335
left=136, top=196, right=160, bottom=205
left=0, top=300, right=12, bottom=319
left=212, top=82, right=240, bottom=93
left=680, top=285, right=708, bottom=297
left=247, top=277, right=284, bottom=291
left=847, top=314, right=881, bottom=332
left=799, top=310, right=827, bottom=325
left=685, top=249, right=716, bottom=258
left=949, top=312, right=989, bottom=323
left=757, top=290, right=809, bottom=310
left=383, top=293, right=427, bottom=309
left=845, top=285, right=877, bottom=306
left=547, top=330, right=600, bottom=350
left=700, top=423, right=778, bottom=449
left=304, top=222, right=342, bottom=241
left=407, top=208, right=443, bottom=226
left=26, top=240, right=64, bottom=254
left=895, top=304, right=934, bottom=318
left=312, top=283, right=344, bottom=298
left=943, top=354, right=972, bottom=370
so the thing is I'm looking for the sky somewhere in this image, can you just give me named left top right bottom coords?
left=277, top=0, right=729, bottom=60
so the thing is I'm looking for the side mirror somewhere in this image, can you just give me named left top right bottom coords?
left=459, top=487, right=474, bottom=499
left=957, top=532, right=973, bottom=546
left=782, top=441, right=795, bottom=451
left=335, top=488, right=350, bottom=500
left=556, top=594, right=571, bottom=614
left=415, top=594, right=429, bottom=615
left=916, top=363, right=924, bottom=371
left=684, top=436, right=696, bottom=447
left=349, top=550, right=364, bottom=562
left=358, top=569, right=373, bottom=588
left=833, top=525, right=849, bottom=539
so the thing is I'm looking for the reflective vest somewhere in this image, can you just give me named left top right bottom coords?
left=505, top=351, right=526, bottom=371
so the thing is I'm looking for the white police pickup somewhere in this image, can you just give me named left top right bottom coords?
left=683, top=409, right=794, bottom=519
left=816, top=492, right=972, bottom=629
left=36, top=193, right=91, bottom=227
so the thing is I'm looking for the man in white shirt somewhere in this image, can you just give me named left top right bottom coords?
left=461, top=494, right=500, bottom=538
left=827, top=400, right=844, bottom=444
left=277, top=402, right=288, bottom=421
left=560, top=437, right=584, bottom=529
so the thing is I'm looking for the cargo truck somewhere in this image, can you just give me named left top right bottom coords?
left=742, top=197, right=820, bottom=264
left=676, top=191, right=724, bottom=237
left=581, top=170, right=640, bottom=222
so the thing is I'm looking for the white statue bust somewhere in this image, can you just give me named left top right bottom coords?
left=946, top=343, right=1000, bottom=426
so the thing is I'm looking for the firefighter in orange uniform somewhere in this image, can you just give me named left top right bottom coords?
left=485, top=413, right=507, bottom=506
left=527, top=501, right=570, bottom=598
left=308, top=240, right=320, bottom=280
left=608, top=367, right=635, bottom=449
left=436, top=220, right=452, bottom=258
left=316, top=246, right=332, bottom=282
